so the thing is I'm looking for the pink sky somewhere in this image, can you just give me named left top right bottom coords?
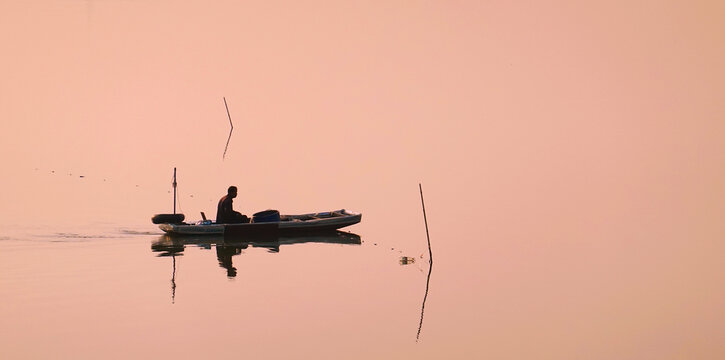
left=1, top=1, right=723, bottom=224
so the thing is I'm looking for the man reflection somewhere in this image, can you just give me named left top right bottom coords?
left=216, top=243, right=247, bottom=278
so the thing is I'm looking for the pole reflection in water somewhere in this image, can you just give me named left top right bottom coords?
left=172, top=255, right=176, bottom=302
left=151, top=231, right=362, bottom=301
left=151, top=240, right=184, bottom=303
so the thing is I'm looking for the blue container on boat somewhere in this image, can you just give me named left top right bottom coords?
left=253, top=209, right=280, bottom=223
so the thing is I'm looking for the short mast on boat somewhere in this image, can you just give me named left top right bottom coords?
left=173, top=167, right=177, bottom=214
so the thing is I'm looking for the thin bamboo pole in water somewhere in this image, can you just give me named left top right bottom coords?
left=417, top=183, right=433, bottom=342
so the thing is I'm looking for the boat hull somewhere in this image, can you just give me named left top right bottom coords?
left=159, top=210, right=361, bottom=237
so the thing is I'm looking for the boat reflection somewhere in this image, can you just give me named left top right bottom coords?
left=152, top=231, right=361, bottom=256
left=151, top=231, right=362, bottom=284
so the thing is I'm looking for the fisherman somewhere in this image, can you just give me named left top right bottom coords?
left=216, top=186, right=249, bottom=224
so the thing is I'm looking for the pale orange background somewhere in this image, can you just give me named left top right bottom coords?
left=1, top=1, right=724, bottom=359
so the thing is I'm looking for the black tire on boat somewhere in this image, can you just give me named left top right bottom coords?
left=152, top=213, right=185, bottom=224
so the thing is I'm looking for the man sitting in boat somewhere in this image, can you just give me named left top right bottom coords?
left=216, top=186, right=249, bottom=224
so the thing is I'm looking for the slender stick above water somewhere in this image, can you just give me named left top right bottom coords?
left=223, top=97, right=234, bottom=160
left=420, top=183, right=433, bottom=263
left=417, top=183, right=433, bottom=342
left=173, top=167, right=177, bottom=214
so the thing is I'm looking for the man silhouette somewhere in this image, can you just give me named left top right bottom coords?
left=216, top=186, right=248, bottom=224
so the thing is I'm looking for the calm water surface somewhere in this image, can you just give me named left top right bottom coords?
left=0, top=218, right=443, bottom=359
left=1, top=196, right=723, bottom=359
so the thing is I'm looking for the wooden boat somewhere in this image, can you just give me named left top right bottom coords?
left=158, top=209, right=361, bottom=237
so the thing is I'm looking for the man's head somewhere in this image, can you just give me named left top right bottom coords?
left=228, top=186, right=238, bottom=198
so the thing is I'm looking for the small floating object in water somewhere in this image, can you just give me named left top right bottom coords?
left=399, top=256, right=416, bottom=265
